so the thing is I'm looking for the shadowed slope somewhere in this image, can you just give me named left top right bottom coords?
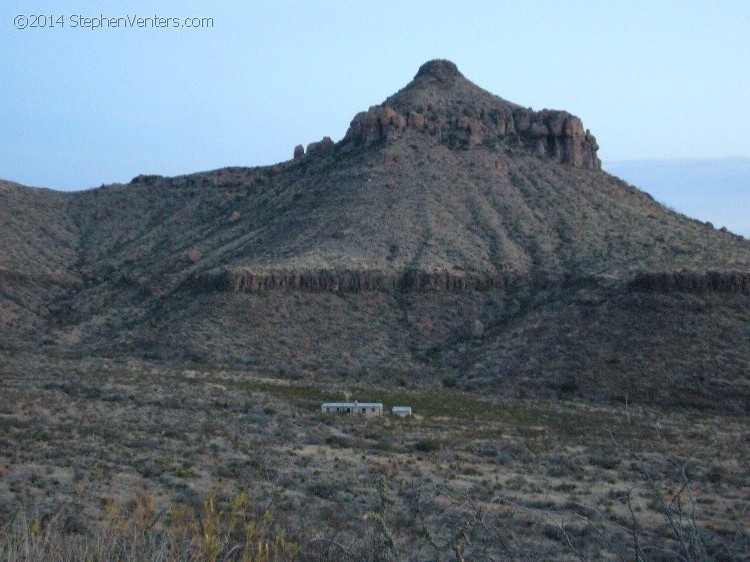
left=0, top=180, right=79, bottom=345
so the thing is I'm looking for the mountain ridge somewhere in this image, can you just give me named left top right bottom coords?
left=1, top=60, right=749, bottom=410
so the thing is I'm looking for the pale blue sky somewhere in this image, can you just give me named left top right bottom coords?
left=1, top=1, right=748, bottom=234
left=608, top=158, right=749, bottom=238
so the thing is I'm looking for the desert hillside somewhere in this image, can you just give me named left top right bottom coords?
left=2, top=59, right=750, bottom=561
left=1, top=59, right=749, bottom=410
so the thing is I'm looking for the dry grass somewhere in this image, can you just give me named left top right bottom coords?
left=1, top=354, right=747, bottom=560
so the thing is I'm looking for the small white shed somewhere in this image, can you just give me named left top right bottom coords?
left=391, top=406, right=412, bottom=417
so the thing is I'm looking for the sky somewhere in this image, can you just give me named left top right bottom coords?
left=1, top=1, right=748, bottom=233
left=607, top=158, right=750, bottom=238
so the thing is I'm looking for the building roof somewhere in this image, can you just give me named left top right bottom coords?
left=321, top=402, right=383, bottom=408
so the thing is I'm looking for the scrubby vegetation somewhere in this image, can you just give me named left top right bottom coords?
left=1, top=356, right=747, bottom=560
left=2, top=59, right=748, bottom=559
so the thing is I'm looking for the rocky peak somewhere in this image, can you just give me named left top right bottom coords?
left=413, top=59, right=464, bottom=84
left=342, top=59, right=601, bottom=169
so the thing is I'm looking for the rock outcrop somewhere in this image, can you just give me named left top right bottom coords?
left=189, top=269, right=750, bottom=296
left=189, top=268, right=527, bottom=294
left=344, top=107, right=410, bottom=146
left=414, top=59, right=463, bottom=83
left=343, top=59, right=601, bottom=169
left=631, top=271, right=750, bottom=294
left=306, top=136, right=334, bottom=157
left=345, top=102, right=600, bottom=169
left=187, top=248, right=202, bottom=263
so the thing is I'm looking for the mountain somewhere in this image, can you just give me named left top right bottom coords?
left=2, top=60, right=749, bottom=410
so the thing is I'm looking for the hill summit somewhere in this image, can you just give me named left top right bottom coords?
left=1, top=59, right=749, bottom=410
left=341, top=59, right=601, bottom=169
left=414, top=58, right=463, bottom=81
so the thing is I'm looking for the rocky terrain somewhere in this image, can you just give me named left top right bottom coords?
left=344, top=60, right=601, bottom=169
left=2, top=59, right=750, bottom=411
left=2, top=59, right=749, bottom=560
left=1, top=355, right=748, bottom=560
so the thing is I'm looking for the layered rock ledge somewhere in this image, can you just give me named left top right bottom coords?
left=186, top=268, right=750, bottom=296
left=631, top=271, right=750, bottom=294
left=188, top=268, right=530, bottom=294
left=344, top=103, right=600, bottom=169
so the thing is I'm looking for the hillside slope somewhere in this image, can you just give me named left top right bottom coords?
left=1, top=60, right=748, bottom=409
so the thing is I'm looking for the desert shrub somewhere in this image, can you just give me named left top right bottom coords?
left=588, top=448, right=621, bottom=470
left=442, top=376, right=458, bottom=388
left=307, top=482, right=337, bottom=501
left=324, top=435, right=350, bottom=448
left=505, top=441, right=534, bottom=463
left=414, top=438, right=441, bottom=453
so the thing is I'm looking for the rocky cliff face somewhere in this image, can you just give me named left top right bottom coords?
left=190, top=269, right=750, bottom=296
left=190, top=268, right=527, bottom=294
left=343, top=60, right=601, bottom=170
left=631, top=271, right=750, bottom=294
